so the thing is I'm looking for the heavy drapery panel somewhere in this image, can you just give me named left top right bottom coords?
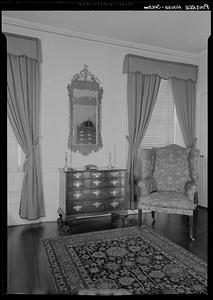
left=170, top=78, right=196, bottom=148
left=126, top=73, right=161, bottom=209
left=6, top=33, right=45, bottom=220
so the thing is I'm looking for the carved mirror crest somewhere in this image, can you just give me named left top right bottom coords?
left=67, top=65, right=103, bottom=155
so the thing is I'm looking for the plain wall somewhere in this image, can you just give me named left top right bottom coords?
left=4, top=19, right=205, bottom=225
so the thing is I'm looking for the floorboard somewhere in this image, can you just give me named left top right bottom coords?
left=6, top=206, right=207, bottom=294
left=7, top=225, right=40, bottom=293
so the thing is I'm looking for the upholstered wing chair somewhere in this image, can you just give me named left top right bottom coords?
left=137, top=144, right=199, bottom=241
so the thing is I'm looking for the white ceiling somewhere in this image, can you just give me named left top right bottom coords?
left=2, top=11, right=211, bottom=54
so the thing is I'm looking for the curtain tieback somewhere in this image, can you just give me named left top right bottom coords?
left=23, top=136, right=42, bottom=171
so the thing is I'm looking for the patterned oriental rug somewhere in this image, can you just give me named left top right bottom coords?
left=42, top=226, right=207, bottom=295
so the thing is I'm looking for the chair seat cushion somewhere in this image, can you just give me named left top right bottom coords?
left=138, top=191, right=195, bottom=210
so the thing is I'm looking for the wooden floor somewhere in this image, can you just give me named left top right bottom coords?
left=6, top=206, right=207, bottom=294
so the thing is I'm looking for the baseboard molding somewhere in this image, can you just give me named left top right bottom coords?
left=75, top=209, right=151, bottom=219
left=7, top=209, right=152, bottom=226
left=127, top=209, right=151, bottom=214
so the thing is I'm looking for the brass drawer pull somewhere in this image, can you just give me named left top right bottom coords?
left=93, top=201, right=101, bottom=208
left=73, top=181, right=82, bottom=188
left=73, top=173, right=82, bottom=178
left=73, top=192, right=82, bottom=199
left=93, top=180, right=101, bottom=186
left=111, top=190, right=119, bottom=196
left=110, top=201, right=119, bottom=208
left=73, top=205, right=82, bottom=211
left=111, top=180, right=119, bottom=186
left=93, top=173, right=101, bottom=178
left=93, top=190, right=101, bottom=196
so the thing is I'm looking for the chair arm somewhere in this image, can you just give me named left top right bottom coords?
left=138, top=178, right=157, bottom=196
left=184, top=181, right=198, bottom=202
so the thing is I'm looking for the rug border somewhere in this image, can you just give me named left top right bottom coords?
left=42, top=225, right=207, bottom=268
left=41, top=225, right=207, bottom=294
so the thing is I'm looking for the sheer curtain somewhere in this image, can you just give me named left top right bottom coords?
left=6, top=33, right=45, bottom=220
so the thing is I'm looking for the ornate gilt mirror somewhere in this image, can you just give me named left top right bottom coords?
left=67, top=65, right=103, bottom=155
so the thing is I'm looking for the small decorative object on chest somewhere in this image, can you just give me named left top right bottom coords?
left=57, top=168, right=128, bottom=232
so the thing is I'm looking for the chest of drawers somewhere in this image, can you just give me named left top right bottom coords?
left=58, top=168, right=127, bottom=226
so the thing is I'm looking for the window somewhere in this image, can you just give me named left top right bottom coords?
left=141, top=79, right=181, bottom=148
left=7, top=116, right=25, bottom=202
left=7, top=117, right=20, bottom=173
left=7, top=117, right=25, bottom=173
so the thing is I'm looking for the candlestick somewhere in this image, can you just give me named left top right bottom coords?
left=113, top=143, right=116, bottom=167
left=108, top=151, right=113, bottom=169
left=64, top=151, right=68, bottom=171
left=69, top=149, right=72, bottom=169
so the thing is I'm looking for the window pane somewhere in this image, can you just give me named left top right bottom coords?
left=141, top=80, right=174, bottom=148
left=7, top=117, right=19, bottom=173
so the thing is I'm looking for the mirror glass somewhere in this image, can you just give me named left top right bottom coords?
left=73, top=89, right=97, bottom=145
left=67, top=65, right=103, bottom=155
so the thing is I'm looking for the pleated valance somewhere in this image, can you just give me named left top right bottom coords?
left=4, top=32, right=42, bottom=62
left=123, top=54, right=198, bottom=82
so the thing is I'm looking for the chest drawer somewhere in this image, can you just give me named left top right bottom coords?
left=67, top=199, right=105, bottom=215
left=66, top=177, right=125, bottom=190
left=104, top=197, right=125, bottom=211
left=66, top=170, right=126, bottom=181
left=67, top=187, right=126, bottom=201
left=66, top=197, right=125, bottom=215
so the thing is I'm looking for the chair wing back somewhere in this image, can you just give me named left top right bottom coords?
left=188, top=149, right=200, bottom=184
left=153, top=144, right=191, bottom=193
left=137, top=148, right=156, bottom=180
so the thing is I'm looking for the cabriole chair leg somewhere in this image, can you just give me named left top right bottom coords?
left=189, top=215, right=195, bottom=242
left=151, top=211, right=155, bottom=223
left=138, top=209, right=142, bottom=228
